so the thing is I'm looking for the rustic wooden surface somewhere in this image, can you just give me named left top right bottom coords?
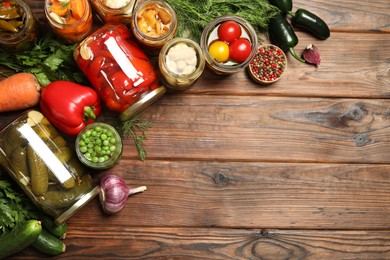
left=2, top=0, right=390, bottom=259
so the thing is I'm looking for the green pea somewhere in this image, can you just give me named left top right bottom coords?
left=110, top=145, right=116, bottom=151
left=109, top=138, right=116, bottom=144
left=101, top=134, right=107, bottom=140
left=92, top=157, right=98, bottom=163
left=80, top=146, right=88, bottom=153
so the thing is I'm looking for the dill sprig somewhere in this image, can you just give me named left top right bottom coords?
left=166, top=0, right=279, bottom=41
left=117, top=114, right=152, bottom=161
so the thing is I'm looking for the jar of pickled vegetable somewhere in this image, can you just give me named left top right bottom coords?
left=74, top=23, right=166, bottom=121
left=158, top=37, right=205, bottom=91
left=0, top=110, right=99, bottom=225
left=91, top=0, right=136, bottom=24
left=131, top=0, right=177, bottom=49
left=44, top=0, right=93, bottom=44
left=0, top=0, right=39, bottom=51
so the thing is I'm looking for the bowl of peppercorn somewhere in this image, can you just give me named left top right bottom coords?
left=248, top=44, right=287, bottom=85
left=75, top=122, right=123, bottom=170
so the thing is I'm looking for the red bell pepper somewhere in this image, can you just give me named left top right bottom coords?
left=40, top=81, right=102, bottom=136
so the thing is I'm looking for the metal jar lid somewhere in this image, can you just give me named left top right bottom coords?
left=119, top=86, right=166, bottom=121
left=55, top=186, right=100, bottom=225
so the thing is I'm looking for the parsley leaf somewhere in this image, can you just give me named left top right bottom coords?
left=0, top=179, right=38, bottom=236
left=0, top=33, right=88, bottom=86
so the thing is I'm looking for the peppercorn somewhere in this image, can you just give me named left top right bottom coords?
left=248, top=44, right=287, bottom=85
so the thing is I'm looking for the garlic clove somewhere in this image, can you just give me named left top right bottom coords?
left=302, top=44, right=321, bottom=67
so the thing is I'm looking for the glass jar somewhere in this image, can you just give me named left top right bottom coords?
left=200, top=15, right=258, bottom=75
left=44, top=0, right=93, bottom=44
left=75, top=122, right=123, bottom=170
left=0, top=0, right=39, bottom=51
left=91, top=0, right=136, bottom=25
left=158, top=37, right=205, bottom=91
left=131, top=0, right=177, bottom=49
left=74, top=23, right=166, bottom=121
left=0, top=110, right=99, bottom=225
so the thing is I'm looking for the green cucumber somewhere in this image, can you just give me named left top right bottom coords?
left=0, top=219, right=42, bottom=259
left=32, top=228, right=66, bottom=256
left=39, top=213, right=67, bottom=239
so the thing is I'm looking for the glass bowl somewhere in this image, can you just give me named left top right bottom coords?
left=75, top=122, right=123, bottom=170
left=247, top=44, right=287, bottom=85
left=200, top=15, right=258, bottom=75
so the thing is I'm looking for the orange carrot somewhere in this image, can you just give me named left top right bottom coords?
left=70, top=0, right=85, bottom=20
left=50, top=0, right=70, bottom=17
left=0, top=73, right=41, bottom=112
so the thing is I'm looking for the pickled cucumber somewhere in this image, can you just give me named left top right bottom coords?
left=33, top=123, right=59, bottom=141
left=52, top=136, right=67, bottom=148
left=37, top=175, right=92, bottom=209
left=27, top=146, right=49, bottom=196
left=4, top=122, right=26, bottom=155
left=54, top=147, right=73, bottom=164
left=10, top=146, right=29, bottom=179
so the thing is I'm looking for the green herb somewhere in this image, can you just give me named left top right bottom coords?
left=116, top=114, right=152, bottom=161
left=0, top=179, right=38, bottom=236
left=166, top=0, right=279, bottom=41
left=0, top=33, right=87, bottom=86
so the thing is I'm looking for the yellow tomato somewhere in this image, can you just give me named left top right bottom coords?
left=208, top=40, right=229, bottom=63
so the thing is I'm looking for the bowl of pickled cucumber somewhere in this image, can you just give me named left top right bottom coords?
left=75, top=122, right=123, bottom=170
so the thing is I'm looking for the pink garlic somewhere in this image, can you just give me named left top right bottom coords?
left=302, top=44, right=321, bottom=67
left=99, top=174, right=147, bottom=214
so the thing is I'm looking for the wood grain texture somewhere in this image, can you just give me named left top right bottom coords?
left=56, top=160, right=390, bottom=230
left=3, top=0, right=390, bottom=259
left=121, top=96, right=390, bottom=163
left=189, top=32, right=390, bottom=98
left=9, top=228, right=390, bottom=259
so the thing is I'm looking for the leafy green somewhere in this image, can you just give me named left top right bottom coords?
left=116, top=114, right=152, bottom=161
left=0, top=33, right=87, bottom=86
left=166, top=0, right=279, bottom=41
left=0, top=179, right=38, bottom=236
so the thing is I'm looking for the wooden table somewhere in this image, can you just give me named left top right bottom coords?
left=3, top=0, right=390, bottom=259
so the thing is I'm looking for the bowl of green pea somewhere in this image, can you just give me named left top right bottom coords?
left=75, top=122, right=123, bottom=170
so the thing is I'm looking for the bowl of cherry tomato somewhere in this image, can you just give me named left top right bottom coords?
left=200, top=15, right=258, bottom=75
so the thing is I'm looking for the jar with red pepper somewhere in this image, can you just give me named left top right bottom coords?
left=74, top=23, right=166, bottom=121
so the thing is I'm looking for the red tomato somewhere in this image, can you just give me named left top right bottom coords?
left=217, top=21, right=242, bottom=43
left=229, top=38, right=252, bottom=63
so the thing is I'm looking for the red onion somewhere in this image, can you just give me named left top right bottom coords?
left=99, top=174, right=147, bottom=214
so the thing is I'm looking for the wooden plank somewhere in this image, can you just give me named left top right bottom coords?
left=294, top=0, right=390, bottom=33
left=117, top=96, right=390, bottom=164
left=24, top=0, right=390, bottom=33
left=9, top=228, right=390, bottom=259
left=60, top=161, right=390, bottom=230
left=188, top=32, right=390, bottom=98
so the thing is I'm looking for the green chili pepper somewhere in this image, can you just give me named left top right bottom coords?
left=0, top=19, right=18, bottom=32
left=268, top=0, right=292, bottom=14
left=268, top=13, right=305, bottom=63
left=290, top=8, right=330, bottom=40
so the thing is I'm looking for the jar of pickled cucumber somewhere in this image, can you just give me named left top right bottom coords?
left=0, top=110, right=99, bottom=224
left=0, top=0, right=39, bottom=51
